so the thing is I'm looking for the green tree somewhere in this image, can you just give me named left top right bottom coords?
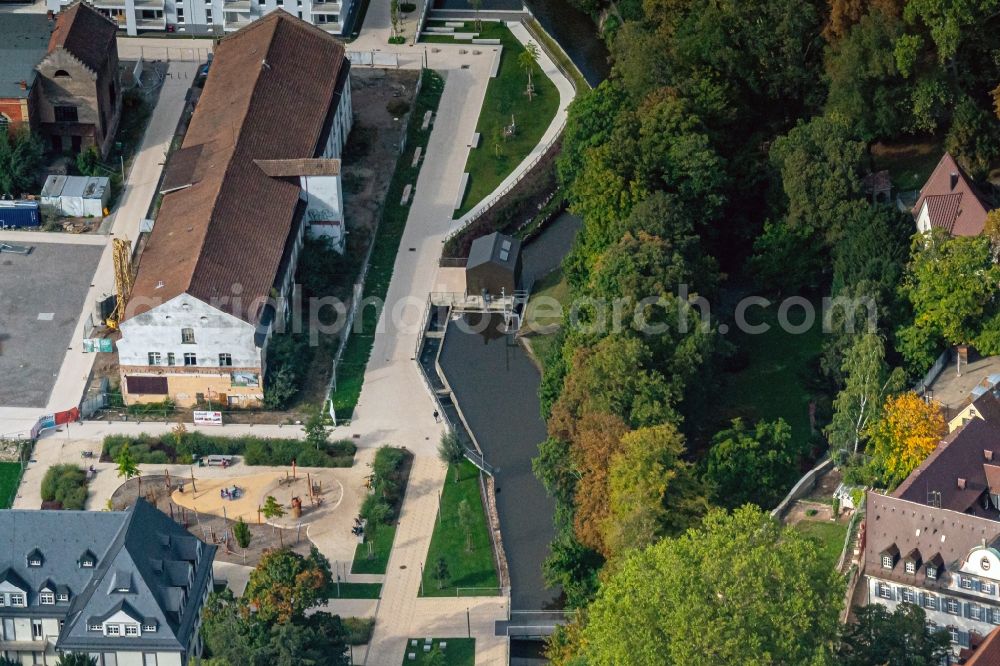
left=437, top=430, right=465, bottom=482
left=837, top=603, right=950, bottom=666
left=233, top=517, right=252, bottom=563
left=519, top=42, right=540, bottom=101
left=603, top=424, right=708, bottom=555
left=432, top=556, right=450, bottom=590
left=769, top=113, right=866, bottom=244
left=244, top=547, right=331, bottom=623
left=575, top=506, right=843, bottom=665
left=0, top=127, right=43, bottom=196
left=75, top=146, right=101, bottom=177
left=115, top=443, right=140, bottom=481
left=826, top=333, right=906, bottom=458
left=359, top=493, right=391, bottom=558
left=542, top=530, right=603, bottom=609
left=56, top=655, right=97, bottom=666
left=705, top=418, right=804, bottom=509
left=897, top=229, right=1000, bottom=370
left=261, top=495, right=285, bottom=536
left=304, top=406, right=330, bottom=450
left=945, top=95, right=1000, bottom=179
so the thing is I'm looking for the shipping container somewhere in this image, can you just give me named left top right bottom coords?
left=0, top=200, right=41, bottom=229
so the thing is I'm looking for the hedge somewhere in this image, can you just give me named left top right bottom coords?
left=103, top=432, right=356, bottom=467
left=40, top=464, right=88, bottom=510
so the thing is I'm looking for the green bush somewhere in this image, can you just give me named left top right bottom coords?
left=386, top=99, right=411, bottom=116
left=342, top=617, right=375, bottom=645
left=40, top=464, right=88, bottom=510
left=102, top=433, right=356, bottom=467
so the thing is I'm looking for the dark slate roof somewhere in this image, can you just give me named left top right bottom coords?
left=0, top=500, right=216, bottom=654
left=894, top=418, right=1000, bottom=517
left=126, top=10, right=348, bottom=325
left=0, top=14, right=52, bottom=99
left=969, top=390, right=1000, bottom=426
left=467, top=232, right=521, bottom=271
left=46, top=1, right=118, bottom=74
left=864, top=491, right=1000, bottom=589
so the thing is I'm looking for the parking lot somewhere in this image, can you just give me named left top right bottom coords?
left=0, top=242, right=104, bottom=407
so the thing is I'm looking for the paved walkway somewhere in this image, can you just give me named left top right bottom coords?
left=3, top=17, right=576, bottom=666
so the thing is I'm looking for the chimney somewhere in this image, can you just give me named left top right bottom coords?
left=951, top=172, right=959, bottom=190
left=987, top=450, right=994, bottom=462
left=958, top=478, right=967, bottom=490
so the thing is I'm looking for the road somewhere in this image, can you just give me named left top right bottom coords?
left=2, top=8, right=576, bottom=664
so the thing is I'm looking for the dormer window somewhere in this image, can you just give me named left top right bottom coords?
left=125, top=624, right=139, bottom=636
left=80, top=551, right=97, bottom=568
left=53, top=70, right=70, bottom=78
left=107, top=625, right=120, bottom=636
left=928, top=566, right=939, bottom=580
left=882, top=555, right=894, bottom=569
left=88, top=624, right=102, bottom=632
left=962, top=576, right=975, bottom=590
left=57, top=592, right=69, bottom=602
left=906, top=561, right=916, bottom=574
left=9, top=593, right=25, bottom=607
left=142, top=622, right=157, bottom=632
left=39, top=591, right=54, bottom=605
left=27, top=549, right=44, bottom=567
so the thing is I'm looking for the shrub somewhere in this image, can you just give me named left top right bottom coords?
left=102, top=433, right=356, bottom=467
left=342, top=617, right=375, bottom=645
left=386, top=99, right=411, bottom=117
left=40, top=464, right=88, bottom=510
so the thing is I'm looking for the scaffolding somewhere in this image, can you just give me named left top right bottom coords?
left=107, top=237, right=134, bottom=329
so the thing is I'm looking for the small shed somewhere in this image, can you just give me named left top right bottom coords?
left=0, top=200, right=41, bottom=228
left=41, top=175, right=111, bottom=218
left=466, top=232, right=522, bottom=298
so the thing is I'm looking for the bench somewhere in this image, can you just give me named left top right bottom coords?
left=421, top=110, right=433, bottom=131
left=470, top=132, right=480, bottom=148
left=472, top=38, right=501, bottom=45
left=455, top=173, right=469, bottom=210
left=401, top=183, right=413, bottom=205
left=205, top=454, right=234, bottom=467
left=445, top=21, right=464, bottom=27
left=411, top=146, right=423, bottom=168
left=489, top=46, right=503, bottom=78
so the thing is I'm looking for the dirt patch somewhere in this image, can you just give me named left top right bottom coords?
left=111, top=474, right=319, bottom=565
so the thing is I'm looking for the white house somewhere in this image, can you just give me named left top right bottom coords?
left=117, top=11, right=352, bottom=408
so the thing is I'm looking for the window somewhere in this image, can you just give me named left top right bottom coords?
left=219, top=353, right=232, bottom=367
left=972, top=604, right=983, bottom=621
left=107, top=625, right=120, bottom=636
left=923, top=594, right=937, bottom=610
left=9, top=593, right=24, bottom=607
left=144, top=654, right=158, bottom=666
left=205, top=9, right=212, bottom=20
left=39, top=592, right=54, bottom=605
left=927, top=566, right=938, bottom=580
left=985, top=582, right=996, bottom=595
left=57, top=593, right=69, bottom=602
left=905, top=561, right=916, bottom=574
left=882, top=555, right=894, bottom=569
left=53, top=69, right=70, bottom=78
left=992, top=608, right=1000, bottom=625
left=142, top=623, right=157, bottom=632
left=949, top=627, right=960, bottom=644
left=88, top=624, right=102, bottom=632
left=0, top=595, right=5, bottom=606
left=176, top=7, right=184, bottom=19
left=877, top=583, right=893, bottom=600
left=962, top=576, right=975, bottom=589
left=125, top=624, right=139, bottom=636
left=148, top=352, right=161, bottom=365
left=946, top=598, right=961, bottom=615
left=901, top=587, right=916, bottom=603
left=184, top=353, right=197, bottom=366
left=28, top=558, right=41, bottom=567
left=81, top=559, right=95, bottom=568
left=31, top=620, right=42, bottom=639
left=167, top=353, right=175, bottom=366
left=0, top=113, right=9, bottom=132
left=54, top=106, right=78, bottom=122
left=181, top=328, right=195, bottom=344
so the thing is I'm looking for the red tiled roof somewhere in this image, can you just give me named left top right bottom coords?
left=47, top=1, right=117, bottom=73
left=968, top=626, right=1000, bottom=666
left=128, top=11, right=346, bottom=324
left=913, top=152, right=992, bottom=236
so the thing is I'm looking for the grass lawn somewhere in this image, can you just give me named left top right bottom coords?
left=326, top=582, right=382, bottom=599
left=421, top=20, right=507, bottom=43
left=453, top=23, right=559, bottom=217
left=870, top=135, right=944, bottom=192
left=794, top=519, right=848, bottom=570
left=712, top=302, right=825, bottom=459
left=352, top=523, right=397, bottom=575
left=330, top=70, right=446, bottom=422
left=421, top=461, right=499, bottom=596
left=523, top=268, right=569, bottom=331
left=401, top=638, right=475, bottom=665
left=0, top=462, right=22, bottom=509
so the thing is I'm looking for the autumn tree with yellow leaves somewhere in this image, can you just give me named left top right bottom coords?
left=866, top=392, right=946, bottom=488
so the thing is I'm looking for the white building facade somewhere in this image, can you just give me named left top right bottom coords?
left=46, top=0, right=353, bottom=37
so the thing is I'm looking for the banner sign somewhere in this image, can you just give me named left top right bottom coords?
left=193, top=411, right=223, bottom=426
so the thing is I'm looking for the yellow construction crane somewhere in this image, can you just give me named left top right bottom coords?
left=106, top=237, right=134, bottom=330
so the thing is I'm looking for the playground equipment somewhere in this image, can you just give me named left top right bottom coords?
left=106, top=237, right=134, bottom=330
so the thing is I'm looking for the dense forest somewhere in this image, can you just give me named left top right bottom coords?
left=535, top=0, right=1000, bottom=662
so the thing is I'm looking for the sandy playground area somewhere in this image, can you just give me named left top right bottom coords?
left=170, top=470, right=344, bottom=526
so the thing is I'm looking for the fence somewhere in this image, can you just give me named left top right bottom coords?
left=118, top=45, right=212, bottom=63
left=445, top=122, right=565, bottom=244
left=770, top=456, right=834, bottom=519
left=346, top=51, right=401, bottom=68
left=915, top=347, right=951, bottom=394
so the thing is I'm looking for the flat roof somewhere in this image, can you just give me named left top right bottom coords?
left=0, top=14, right=52, bottom=100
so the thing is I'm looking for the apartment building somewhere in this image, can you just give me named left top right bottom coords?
left=116, top=11, right=352, bottom=408
left=0, top=500, right=216, bottom=666
left=47, top=0, right=353, bottom=37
